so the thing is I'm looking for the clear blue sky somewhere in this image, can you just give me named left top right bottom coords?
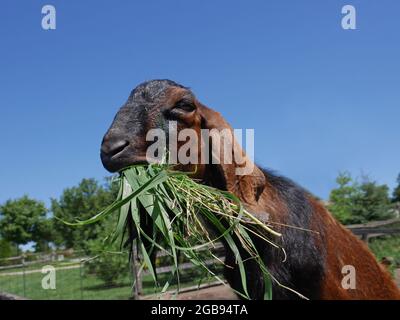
left=1, top=0, right=399, bottom=206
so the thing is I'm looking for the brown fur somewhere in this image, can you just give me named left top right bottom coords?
left=308, top=198, right=400, bottom=299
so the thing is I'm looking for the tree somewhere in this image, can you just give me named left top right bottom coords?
left=0, top=238, right=17, bottom=258
left=328, top=172, right=393, bottom=224
left=353, top=178, right=393, bottom=222
left=85, top=237, right=130, bottom=286
left=51, top=178, right=118, bottom=251
left=392, top=173, right=400, bottom=203
left=0, top=196, right=51, bottom=253
left=33, top=218, right=54, bottom=252
left=327, top=172, right=360, bottom=224
left=51, top=177, right=127, bottom=284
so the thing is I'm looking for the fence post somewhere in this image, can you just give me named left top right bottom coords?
left=79, top=259, right=84, bottom=300
left=22, top=254, right=26, bottom=297
left=131, top=243, right=142, bottom=299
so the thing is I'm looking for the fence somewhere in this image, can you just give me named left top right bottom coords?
left=1, top=218, right=399, bottom=300
left=347, top=218, right=400, bottom=242
left=131, top=243, right=225, bottom=299
left=0, top=249, right=133, bottom=300
left=0, top=245, right=225, bottom=300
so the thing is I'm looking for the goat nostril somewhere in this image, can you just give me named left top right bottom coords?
left=103, top=140, right=130, bottom=158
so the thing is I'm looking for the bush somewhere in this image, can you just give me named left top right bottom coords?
left=85, top=240, right=130, bottom=286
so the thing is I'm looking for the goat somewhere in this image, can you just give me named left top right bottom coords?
left=100, top=79, right=400, bottom=299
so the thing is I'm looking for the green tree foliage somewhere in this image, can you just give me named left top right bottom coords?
left=355, top=178, right=393, bottom=222
left=0, top=238, right=18, bottom=258
left=51, top=176, right=129, bottom=285
left=85, top=239, right=130, bottom=286
left=328, top=172, right=394, bottom=224
left=327, top=172, right=358, bottom=224
left=0, top=196, right=52, bottom=252
left=34, top=218, right=54, bottom=252
left=51, top=178, right=119, bottom=251
left=392, top=173, right=400, bottom=203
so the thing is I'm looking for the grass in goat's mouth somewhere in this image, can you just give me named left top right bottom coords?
left=61, top=164, right=304, bottom=300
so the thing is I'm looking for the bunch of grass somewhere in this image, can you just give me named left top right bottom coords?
left=62, top=164, right=305, bottom=299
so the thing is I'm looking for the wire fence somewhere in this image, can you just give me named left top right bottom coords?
left=0, top=245, right=225, bottom=300
left=0, top=249, right=136, bottom=300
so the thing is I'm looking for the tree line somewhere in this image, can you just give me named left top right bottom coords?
left=0, top=178, right=118, bottom=257
left=1, top=172, right=400, bottom=258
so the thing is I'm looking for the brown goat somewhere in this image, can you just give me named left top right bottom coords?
left=100, top=79, right=400, bottom=300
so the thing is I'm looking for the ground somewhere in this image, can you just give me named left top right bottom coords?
left=143, top=283, right=238, bottom=300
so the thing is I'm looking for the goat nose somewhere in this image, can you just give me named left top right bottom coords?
left=101, top=137, right=130, bottom=158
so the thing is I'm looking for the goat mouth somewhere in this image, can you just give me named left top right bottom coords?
left=110, top=145, right=129, bottom=160
left=115, top=157, right=150, bottom=173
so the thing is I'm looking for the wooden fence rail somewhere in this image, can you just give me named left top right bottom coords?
left=346, top=218, right=400, bottom=241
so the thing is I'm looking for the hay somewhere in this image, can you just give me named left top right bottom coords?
left=61, top=164, right=305, bottom=299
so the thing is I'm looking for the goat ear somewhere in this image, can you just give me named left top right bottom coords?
left=196, top=100, right=266, bottom=205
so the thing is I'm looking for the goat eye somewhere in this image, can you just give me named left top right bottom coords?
left=172, top=101, right=196, bottom=113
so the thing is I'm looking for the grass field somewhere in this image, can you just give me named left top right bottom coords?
left=0, top=265, right=132, bottom=299
left=369, top=235, right=400, bottom=273
left=0, top=261, right=222, bottom=299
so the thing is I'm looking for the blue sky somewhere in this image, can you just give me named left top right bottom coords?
left=0, top=0, right=399, bottom=206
